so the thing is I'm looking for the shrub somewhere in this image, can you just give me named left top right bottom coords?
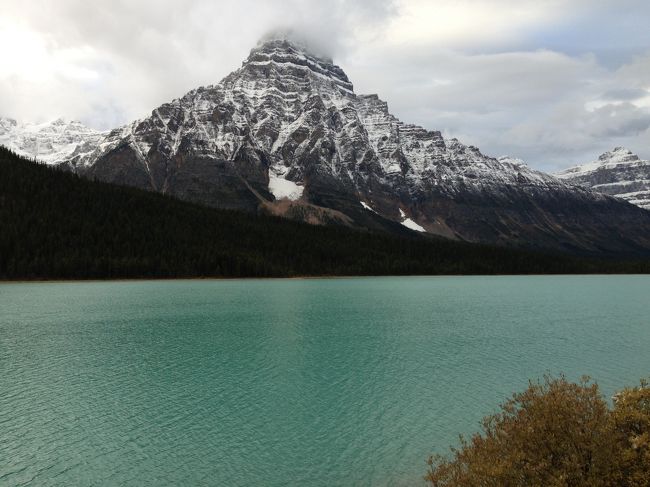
left=426, top=376, right=650, bottom=487
left=611, top=380, right=650, bottom=487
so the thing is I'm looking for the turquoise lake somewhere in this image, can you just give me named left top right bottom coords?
left=1, top=276, right=649, bottom=486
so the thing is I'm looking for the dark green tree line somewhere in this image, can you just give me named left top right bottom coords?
left=1, top=146, right=648, bottom=279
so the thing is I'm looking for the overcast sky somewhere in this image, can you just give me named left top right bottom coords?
left=2, top=0, right=650, bottom=171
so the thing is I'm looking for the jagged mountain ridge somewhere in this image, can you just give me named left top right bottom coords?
left=555, top=147, right=650, bottom=210
left=4, top=38, right=650, bottom=255
left=71, top=40, right=572, bottom=206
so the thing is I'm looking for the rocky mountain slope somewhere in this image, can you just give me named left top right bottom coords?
left=4, top=37, right=650, bottom=255
left=10, top=145, right=634, bottom=279
left=555, top=147, right=650, bottom=210
left=0, top=117, right=104, bottom=165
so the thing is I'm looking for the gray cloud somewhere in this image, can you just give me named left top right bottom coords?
left=344, top=42, right=650, bottom=169
left=588, top=103, right=650, bottom=138
left=502, top=98, right=650, bottom=169
left=601, top=88, right=649, bottom=101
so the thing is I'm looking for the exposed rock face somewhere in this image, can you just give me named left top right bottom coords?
left=0, top=117, right=105, bottom=164
left=4, top=38, right=650, bottom=255
left=556, top=147, right=650, bottom=210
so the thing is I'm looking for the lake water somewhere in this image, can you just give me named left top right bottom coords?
left=1, top=276, right=649, bottom=486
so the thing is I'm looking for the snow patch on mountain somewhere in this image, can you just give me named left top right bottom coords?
left=402, top=218, right=426, bottom=232
left=360, top=201, right=377, bottom=213
left=399, top=208, right=426, bottom=232
left=268, top=170, right=304, bottom=201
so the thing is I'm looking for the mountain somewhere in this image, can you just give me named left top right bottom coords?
left=5, top=37, right=650, bottom=256
left=555, top=147, right=650, bottom=210
left=6, top=146, right=633, bottom=279
left=0, top=117, right=104, bottom=164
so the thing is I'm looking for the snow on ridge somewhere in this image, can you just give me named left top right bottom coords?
left=498, top=155, right=527, bottom=168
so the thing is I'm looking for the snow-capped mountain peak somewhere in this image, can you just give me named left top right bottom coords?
left=597, top=147, right=641, bottom=166
left=556, top=148, right=650, bottom=209
left=4, top=36, right=650, bottom=254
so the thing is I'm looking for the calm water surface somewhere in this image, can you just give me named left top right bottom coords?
left=1, top=276, right=649, bottom=486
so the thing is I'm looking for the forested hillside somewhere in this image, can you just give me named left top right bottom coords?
left=1, top=146, right=648, bottom=279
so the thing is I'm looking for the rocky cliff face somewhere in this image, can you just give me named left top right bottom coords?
left=4, top=38, right=650, bottom=255
left=555, top=147, right=650, bottom=210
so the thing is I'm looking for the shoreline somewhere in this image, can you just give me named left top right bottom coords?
left=2, top=273, right=650, bottom=284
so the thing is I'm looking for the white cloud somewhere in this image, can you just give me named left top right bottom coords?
left=385, top=0, right=556, bottom=47
left=0, top=0, right=395, bottom=127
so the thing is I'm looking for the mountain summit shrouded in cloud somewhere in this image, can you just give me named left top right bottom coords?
left=1, top=0, right=650, bottom=171
left=257, top=28, right=337, bottom=62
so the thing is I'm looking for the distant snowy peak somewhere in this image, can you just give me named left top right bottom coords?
left=556, top=148, right=650, bottom=209
left=0, top=117, right=105, bottom=165
left=557, top=147, right=644, bottom=178
left=598, top=147, right=641, bottom=164
left=0, top=117, right=18, bottom=133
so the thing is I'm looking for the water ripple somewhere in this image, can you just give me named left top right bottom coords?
left=1, top=276, right=649, bottom=486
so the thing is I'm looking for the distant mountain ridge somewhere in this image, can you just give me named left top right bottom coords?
left=555, top=147, right=650, bottom=210
left=3, top=37, right=650, bottom=255
left=0, top=117, right=104, bottom=165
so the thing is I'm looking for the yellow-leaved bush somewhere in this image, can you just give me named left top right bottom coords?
left=426, top=376, right=650, bottom=487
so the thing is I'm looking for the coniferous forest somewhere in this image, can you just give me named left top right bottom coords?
left=1, top=146, right=649, bottom=280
